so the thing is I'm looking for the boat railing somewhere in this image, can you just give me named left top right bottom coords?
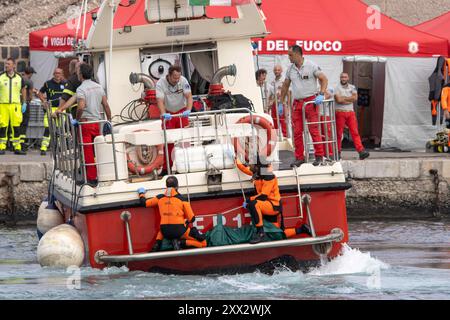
left=95, top=228, right=345, bottom=264
left=49, top=112, right=120, bottom=184
left=302, top=99, right=339, bottom=163
left=162, top=108, right=259, bottom=175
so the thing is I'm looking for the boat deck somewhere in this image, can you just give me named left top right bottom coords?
left=1, top=149, right=448, bottom=166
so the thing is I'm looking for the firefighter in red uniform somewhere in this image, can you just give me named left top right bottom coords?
left=138, top=176, right=206, bottom=252
left=280, top=45, right=327, bottom=167
left=334, top=73, right=369, bottom=160
left=232, top=153, right=312, bottom=244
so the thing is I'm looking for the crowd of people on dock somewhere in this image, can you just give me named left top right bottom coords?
left=1, top=45, right=370, bottom=164
left=256, top=45, right=370, bottom=166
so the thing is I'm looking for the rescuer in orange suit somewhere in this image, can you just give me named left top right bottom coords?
left=230, top=152, right=312, bottom=244
left=138, top=176, right=206, bottom=252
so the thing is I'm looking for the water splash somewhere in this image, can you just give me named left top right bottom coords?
left=309, top=244, right=389, bottom=276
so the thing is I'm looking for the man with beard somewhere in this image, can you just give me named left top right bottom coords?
left=334, top=72, right=369, bottom=160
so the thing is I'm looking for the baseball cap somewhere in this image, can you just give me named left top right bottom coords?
left=24, top=66, right=36, bottom=74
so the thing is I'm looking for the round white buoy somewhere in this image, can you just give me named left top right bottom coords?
left=37, top=201, right=64, bottom=235
left=37, top=224, right=85, bottom=268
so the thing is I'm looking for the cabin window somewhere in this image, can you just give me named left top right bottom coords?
left=140, top=42, right=218, bottom=97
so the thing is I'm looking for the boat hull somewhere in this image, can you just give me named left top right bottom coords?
left=63, top=188, right=349, bottom=273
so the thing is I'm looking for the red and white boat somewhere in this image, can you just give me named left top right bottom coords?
left=39, top=0, right=350, bottom=274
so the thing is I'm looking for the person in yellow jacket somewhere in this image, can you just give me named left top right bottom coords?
left=138, top=176, right=207, bottom=252
left=233, top=153, right=312, bottom=244
left=0, top=58, right=26, bottom=155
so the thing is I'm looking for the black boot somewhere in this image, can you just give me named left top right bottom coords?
left=249, top=227, right=265, bottom=244
left=313, top=156, right=323, bottom=166
left=171, top=239, right=181, bottom=251
left=151, top=240, right=162, bottom=252
left=359, top=150, right=370, bottom=160
left=14, top=149, right=26, bottom=155
left=189, top=227, right=206, bottom=242
left=290, top=159, right=306, bottom=168
left=296, top=224, right=313, bottom=236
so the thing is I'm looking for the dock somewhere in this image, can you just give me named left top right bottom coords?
left=0, top=149, right=449, bottom=223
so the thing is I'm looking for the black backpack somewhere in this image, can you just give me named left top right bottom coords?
left=209, top=93, right=254, bottom=112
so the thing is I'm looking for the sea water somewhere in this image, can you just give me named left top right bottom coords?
left=0, top=220, right=449, bottom=300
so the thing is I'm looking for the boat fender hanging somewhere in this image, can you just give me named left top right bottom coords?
left=37, top=224, right=85, bottom=268
left=36, top=200, right=64, bottom=238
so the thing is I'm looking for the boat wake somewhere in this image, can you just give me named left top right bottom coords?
left=308, top=243, right=389, bottom=276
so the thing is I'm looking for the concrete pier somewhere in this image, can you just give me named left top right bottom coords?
left=0, top=150, right=449, bottom=223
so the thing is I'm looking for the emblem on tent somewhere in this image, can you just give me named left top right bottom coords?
left=408, top=41, right=419, bottom=54
left=43, top=36, right=49, bottom=48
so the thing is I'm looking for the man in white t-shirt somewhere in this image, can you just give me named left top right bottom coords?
left=280, top=45, right=328, bottom=167
left=334, top=73, right=369, bottom=160
left=156, top=65, right=193, bottom=173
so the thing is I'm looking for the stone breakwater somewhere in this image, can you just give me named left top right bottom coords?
left=0, top=158, right=449, bottom=224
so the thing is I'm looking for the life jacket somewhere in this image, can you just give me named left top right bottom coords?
left=142, top=188, right=195, bottom=225
left=0, top=72, right=23, bottom=104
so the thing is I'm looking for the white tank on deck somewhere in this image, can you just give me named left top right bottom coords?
left=37, top=224, right=85, bottom=268
left=94, top=136, right=128, bottom=182
left=174, top=143, right=235, bottom=173
left=37, top=201, right=64, bottom=235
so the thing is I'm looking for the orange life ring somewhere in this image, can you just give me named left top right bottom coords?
left=233, top=115, right=277, bottom=161
left=126, top=129, right=165, bottom=175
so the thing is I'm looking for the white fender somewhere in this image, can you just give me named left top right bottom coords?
left=37, top=224, right=85, bottom=268
left=37, top=201, right=64, bottom=235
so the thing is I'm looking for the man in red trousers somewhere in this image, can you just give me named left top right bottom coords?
left=334, top=72, right=369, bottom=160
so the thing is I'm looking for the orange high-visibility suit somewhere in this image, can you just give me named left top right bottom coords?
left=236, top=160, right=301, bottom=238
left=140, top=188, right=206, bottom=249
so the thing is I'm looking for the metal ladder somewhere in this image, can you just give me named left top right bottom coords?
left=302, top=99, right=339, bottom=164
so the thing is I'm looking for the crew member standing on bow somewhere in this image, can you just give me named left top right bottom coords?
left=233, top=154, right=312, bottom=244
left=138, top=176, right=206, bottom=252
left=38, top=68, right=66, bottom=155
left=156, top=65, right=193, bottom=175
left=0, top=58, right=26, bottom=155
left=280, top=45, right=328, bottom=167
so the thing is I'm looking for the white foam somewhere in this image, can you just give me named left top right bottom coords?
left=309, top=244, right=389, bottom=276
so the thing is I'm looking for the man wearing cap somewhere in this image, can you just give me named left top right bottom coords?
left=280, top=45, right=328, bottom=167
left=156, top=65, right=193, bottom=174
left=0, top=58, right=26, bottom=155
left=18, top=66, right=37, bottom=150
